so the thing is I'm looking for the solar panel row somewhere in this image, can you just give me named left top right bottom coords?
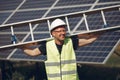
left=0, top=0, right=120, bottom=64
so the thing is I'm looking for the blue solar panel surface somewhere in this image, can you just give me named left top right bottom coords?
left=0, top=0, right=120, bottom=64
left=76, top=30, right=120, bottom=64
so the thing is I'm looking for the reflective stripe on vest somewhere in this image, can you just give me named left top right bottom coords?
left=45, top=37, right=79, bottom=80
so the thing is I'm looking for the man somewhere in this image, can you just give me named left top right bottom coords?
left=21, top=18, right=100, bottom=80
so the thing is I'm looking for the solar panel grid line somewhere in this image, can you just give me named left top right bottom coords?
left=98, top=1, right=120, bottom=5
left=0, top=0, right=24, bottom=11
left=9, top=57, right=46, bottom=62
left=76, top=61, right=104, bottom=65
left=6, top=52, right=46, bottom=61
left=75, top=30, right=120, bottom=64
left=6, top=10, right=47, bottom=24
left=77, top=56, right=106, bottom=59
left=76, top=50, right=110, bottom=56
left=0, top=5, right=118, bottom=45
left=7, top=48, right=17, bottom=60
left=0, top=5, right=119, bottom=28
left=55, top=4, right=92, bottom=9
left=55, top=0, right=94, bottom=6
left=0, top=29, right=119, bottom=64
left=94, top=3, right=120, bottom=9
left=46, top=0, right=95, bottom=16
left=19, top=0, right=55, bottom=9
left=90, top=0, right=99, bottom=10
left=0, top=0, right=120, bottom=64
left=0, top=25, right=119, bottom=49
left=7, top=0, right=59, bottom=59
left=104, top=10, right=120, bottom=27
left=75, top=50, right=109, bottom=53
left=0, top=4, right=94, bottom=14
left=76, top=58, right=104, bottom=64
left=0, top=5, right=90, bottom=14
left=54, top=0, right=120, bottom=7
left=0, top=1, right=119, bottom=14
left=70, top=25, right=120, bottom=36
left=0, top=0, right=59, bottom=43
left=71, top=17, right=85, bottom=33
left=2, top=0, right=26, bottom=25
left=17, top=0, right=59, bottom=42
left=41, top=0, right=59, bottom=18
left=77, top=56, right=105, bottom=63
left=76, top=56, right=105, bottom=63
left=7, top=24, right=36, bottom=59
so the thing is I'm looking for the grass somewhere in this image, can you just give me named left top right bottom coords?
left=106, top=53, right=120, bottom=67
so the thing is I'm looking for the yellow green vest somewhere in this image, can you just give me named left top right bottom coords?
left=45, top=37, right=79, bottom=80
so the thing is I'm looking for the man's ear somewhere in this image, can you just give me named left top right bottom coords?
left=53, top=33, right=55, bottom=36
left=51, top=32, right=55, bottom=37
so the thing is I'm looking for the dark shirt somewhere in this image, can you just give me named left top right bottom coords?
left=39, top=35, right=78, bottom=55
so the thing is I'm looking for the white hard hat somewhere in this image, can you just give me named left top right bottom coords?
left=50, top=18, right=66, bottom=32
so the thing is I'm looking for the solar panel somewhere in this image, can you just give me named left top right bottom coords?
left=47, top=6, right=90, bottom=17
left=56, top=0, right=95, bottom=6
left=0, top=0, right=23, bottom=10
left=0, top=27, right=119, bottom=64
left=0, top=12, right=12, bottom=24
left=76, top=30, right=120, bottom=64
left=6, top=10, right=47, bottom=24
left=0, top=0, right=120, bottom=64
left=20, top=0, right=55, bottom=9
left=0, top=5, right=119, bottom=47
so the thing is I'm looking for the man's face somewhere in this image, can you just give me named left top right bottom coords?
left=51, top=26, right=66, bottom=41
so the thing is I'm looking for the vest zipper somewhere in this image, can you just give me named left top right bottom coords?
left=60, top=54, right=62, bottom=80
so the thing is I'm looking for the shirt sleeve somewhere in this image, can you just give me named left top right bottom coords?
left=70, top=35, right=78, bottom=50
left=38, top=41, right=47, bottom=55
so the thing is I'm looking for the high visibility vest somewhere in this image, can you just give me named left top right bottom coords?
left=45, top=37, right=79, bottom=80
